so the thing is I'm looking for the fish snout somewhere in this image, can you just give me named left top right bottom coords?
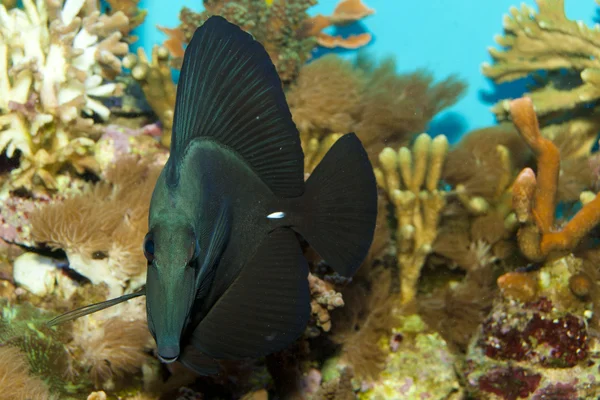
left=157, top=344, right=181, bottom=363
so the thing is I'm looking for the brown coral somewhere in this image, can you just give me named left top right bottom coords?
left=287, top=55, right=466, bottom=160
left=0, top=346, right=51, bottom=400
left=69, top=317, right=153, bottom=387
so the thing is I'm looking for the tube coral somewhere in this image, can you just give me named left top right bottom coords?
left=510, top=97, right=600, bottom=261
left=0, top=0, right=130, bottom=191
left=374, top=133, right=449, bottom=304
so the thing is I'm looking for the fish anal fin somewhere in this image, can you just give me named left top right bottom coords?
left=191, top=229, right=310, bottom=360
left=169, top=15, right=304, bottom=197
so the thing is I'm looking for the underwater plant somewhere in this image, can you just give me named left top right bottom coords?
left=0, top=0, right=130, bottom=191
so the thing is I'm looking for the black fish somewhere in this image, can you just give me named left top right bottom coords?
left=48, top=15, right=377, bottom=375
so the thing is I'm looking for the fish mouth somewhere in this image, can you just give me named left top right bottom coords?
left=157, top=344, right=180, bottom=363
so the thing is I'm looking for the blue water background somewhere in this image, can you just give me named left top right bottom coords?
left=134, top=0, right=598, bottom=143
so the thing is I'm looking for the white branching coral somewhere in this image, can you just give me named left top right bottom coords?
left=0, top=0, right=129, bottom=190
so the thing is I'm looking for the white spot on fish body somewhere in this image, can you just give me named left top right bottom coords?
left=267, top=211, right=285, bottom=219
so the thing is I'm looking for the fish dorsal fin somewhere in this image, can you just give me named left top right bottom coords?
left=168, top=15, right=304, bottom=197
left=190, top=228, right=310, bottom=360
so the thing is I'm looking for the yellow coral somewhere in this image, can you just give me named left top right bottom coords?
left=375, top=133, right=449, bottom=304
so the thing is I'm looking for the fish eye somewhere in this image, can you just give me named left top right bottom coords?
left=143, top=232, right=155, bottom=262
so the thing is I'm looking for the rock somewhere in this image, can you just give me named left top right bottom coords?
left=13, top=252, right=58, bottom=296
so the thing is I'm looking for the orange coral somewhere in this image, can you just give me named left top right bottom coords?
left=317, top=33, right=371, bottom=49
left=330, top=0, right=374, bottom=25
left=301, top=0, right=375, bottom=50
left=497, top=271, right=537, bottom=302
left=510, top=97, right=600, bottom=261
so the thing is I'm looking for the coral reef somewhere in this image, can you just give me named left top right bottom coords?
left=0, top=0, right=131, bottom=192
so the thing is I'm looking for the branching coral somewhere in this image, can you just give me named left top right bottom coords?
left=374, top=133, right=449, bottom=304
left=510, top=97, right=600, bottom=262
left=104, top=0, right=147, bottom=41
left=28, top=157, right=161, bottom=297
left=287, top=55, right=466, bottom=159
left=483, top=0, right=600, bottom=120
left=0, top=0, right=130, bottom=190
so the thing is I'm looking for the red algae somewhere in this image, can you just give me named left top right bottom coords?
left=478, top=367, right=541, bottom=400
left=481, top=298, right=588, bottom=368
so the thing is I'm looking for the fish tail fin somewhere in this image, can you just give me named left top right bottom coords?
left=296, top=133, right=377, bottom=277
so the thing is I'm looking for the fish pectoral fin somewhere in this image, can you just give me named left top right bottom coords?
left=179, top=345, right=221, bottom=376
left=196, top=201, right=231, bottom=299
left=46, top=287, right=146, bottom=327
left=191, top=228, right=310, bottom=360
left=168, top=15, right=304, bottom=197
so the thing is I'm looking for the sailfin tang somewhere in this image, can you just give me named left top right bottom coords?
left=168, top=15, right=304, bottom=197
left=46, top=288, right=146, bottom=327
left=295, top=133, right=377, bottom=277
left=190, top=229, right=309, bottom=359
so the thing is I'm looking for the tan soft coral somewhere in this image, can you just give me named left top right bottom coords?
left=68, top=316, right=153, bottom=388
left=0, top=346, right=52, bottom=400
left=0, top=0, right=130, bottom=191
left=29, top=157, right=160, bottom=297
left=287, top=55, right=466, bottom=159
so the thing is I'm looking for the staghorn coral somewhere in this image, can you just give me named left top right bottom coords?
left=374, top=133, right=449, bottom=304
left=28, top=156, right=161, bottom=297
left=0, top=346, right=53, bottom=400
left=483, top=0, right=600, bottom=120
left=287, top=55, right=466, bottom=159
left=509, top=97, right=600, bottom=262
left=0, top=0, right=130, bottom=191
